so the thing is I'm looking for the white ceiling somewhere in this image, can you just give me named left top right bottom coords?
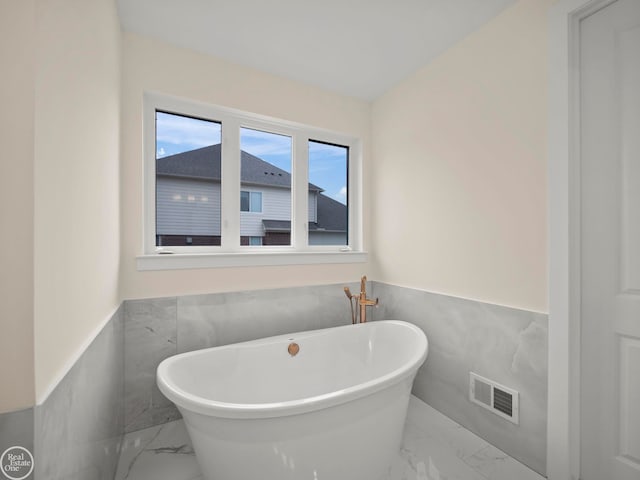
left=117, top=0, right=517, bottom=101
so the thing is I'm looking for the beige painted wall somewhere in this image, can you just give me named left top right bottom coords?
left=0, top=0, right=36, bottom=413
left=371, top=0, right=551, bottom=313
left=33, top=0, right=121, bottom=401
left=2, top=0, right=552, bottom=409
left=120, top=33, right=372, bottom=300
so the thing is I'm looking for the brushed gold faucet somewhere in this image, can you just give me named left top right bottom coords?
left=344, top=275, right=379, bottom=323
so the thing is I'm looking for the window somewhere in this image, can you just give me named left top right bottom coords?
left=240, top=191, right=262, bottom=213
left=308, top=141, right=348, bottom=246
left=155, top=111, right=221, bottom=247
left=240, top=127, right=291, bottom=246
left=140, top=92, right=365, bottom=269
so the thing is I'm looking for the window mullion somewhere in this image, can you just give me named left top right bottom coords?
left=292, top=134, right=309, bottom=249
left=349, top=140, right=362, bottom=251
left=221, top=118, right=241, bottom=251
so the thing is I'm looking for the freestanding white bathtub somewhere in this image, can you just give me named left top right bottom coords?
left=157, top=320, right=428, bottom=480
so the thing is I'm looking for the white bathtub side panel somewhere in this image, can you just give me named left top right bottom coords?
left=181, top=378, right=413, bottom=480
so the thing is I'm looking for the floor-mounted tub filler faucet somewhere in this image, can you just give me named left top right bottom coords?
left=344, top=275, right=379, bottom=324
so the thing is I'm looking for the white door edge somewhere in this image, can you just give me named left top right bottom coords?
left=547, top=1, right=619, bottom=479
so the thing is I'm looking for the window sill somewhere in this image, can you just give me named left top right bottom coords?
left=136, top=250, right=368, bottom=271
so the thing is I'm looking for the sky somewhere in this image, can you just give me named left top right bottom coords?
left=156, top=111, right=347, bottom=204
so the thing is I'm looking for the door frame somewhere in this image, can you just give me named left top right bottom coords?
left=548, top=1, right=618, bottom=479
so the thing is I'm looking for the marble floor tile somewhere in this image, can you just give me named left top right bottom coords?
left=114, top=421, right=202, bottom=480
left=115, top=396, right=544, bottom=480
left=462, top=445, right=544, bottom=480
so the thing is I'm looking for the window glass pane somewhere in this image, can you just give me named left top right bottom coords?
left=240, top=191, right=250, bottom=212
left=155, top=111, right=222, bottom=246
left=240, top=128, right=291, bottom=246
left=240, top=191, right=262, bottom=212
left=308, top=140, right=348, bottom=246
left=250, top=192, right=262, bottom=212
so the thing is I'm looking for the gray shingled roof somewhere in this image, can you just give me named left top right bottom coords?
left=314, top=193, right=348, bottom=232
left=156, top=144, right=322, bottom=191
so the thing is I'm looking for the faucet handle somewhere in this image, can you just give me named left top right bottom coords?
left=362, top=297, right=378, bottom=307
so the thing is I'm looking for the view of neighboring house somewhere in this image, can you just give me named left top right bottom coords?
left=155, top=144, right=347, bottom=246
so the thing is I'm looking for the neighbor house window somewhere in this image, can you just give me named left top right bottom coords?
left=140, top=92, right=364, bottom=269
left=240, top=191, right=262, bottom=212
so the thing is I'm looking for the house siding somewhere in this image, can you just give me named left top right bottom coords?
left=309, top=231, right=347, bottom=245
left=240, top=186, right=291, bottom=237
left=157, top=177, right=221, bottom=236
left=158, top=178, right=326, bottom=241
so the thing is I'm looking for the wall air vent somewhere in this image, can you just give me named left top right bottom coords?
left=469, top=372, right=519, bottom=424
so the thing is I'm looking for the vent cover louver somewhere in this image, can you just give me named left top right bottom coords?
left=469, top=372, right=519, bottom=424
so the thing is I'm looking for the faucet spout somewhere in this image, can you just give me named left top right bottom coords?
left=358, top=275, right=378, bottom=323
left=345, top=275, right=377, bottom=324
left=343, top=276, right=379, bottom=324
left=360, top=275, right=367, bottom=298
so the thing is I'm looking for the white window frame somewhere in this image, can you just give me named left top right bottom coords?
left=137, top=92, right=366, bottom=270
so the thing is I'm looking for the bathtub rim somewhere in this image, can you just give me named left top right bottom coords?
left=157, top=320, right=428, bottom=419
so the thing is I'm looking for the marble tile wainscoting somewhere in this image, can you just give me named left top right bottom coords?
left=35, top=305, right=125, bottom=480
left=123, top=281, right=548, bottom=476
left=371, top=282, right=548, bottom=476
left=0, top=407, right=34, bottom=479
left=123, top=283, right=360, bottom=433
left=17, top=280, right=548, bottom=479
